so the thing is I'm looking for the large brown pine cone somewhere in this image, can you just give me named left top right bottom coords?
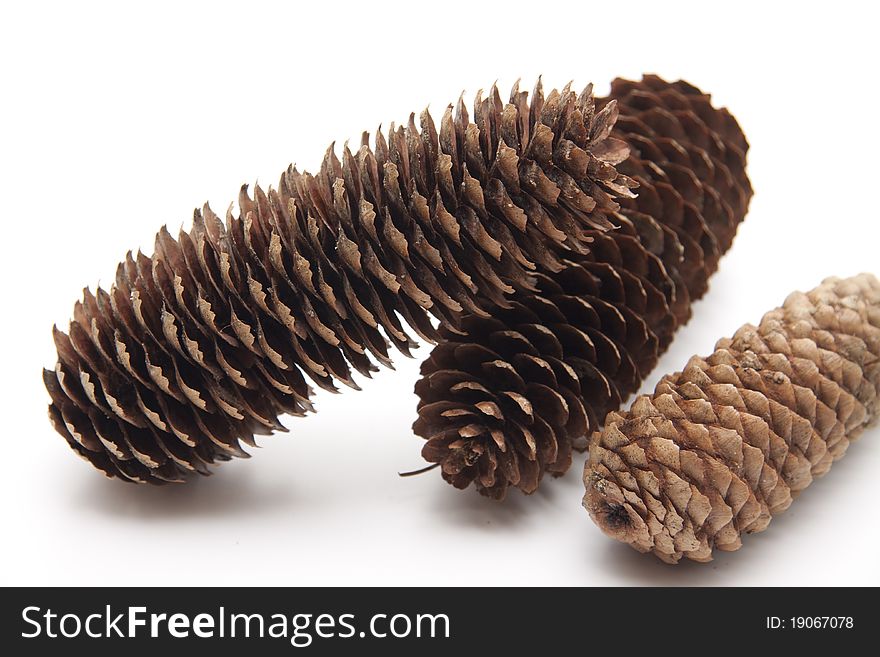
left=585, top=274, right=880, bottom=563
left=44, top=78, right=636, bottom=483
left=413, top=76, right=752, bottom=499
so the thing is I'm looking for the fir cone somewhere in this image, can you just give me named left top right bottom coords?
left=44, top=79, right=636, bottom=483
left=414, top=76, right=752, bottom=499
left=414, top=228, right=675, bottom=498
left=610, top=74, right=751, bottom=324
left=585, top=274, right=880, bottom=563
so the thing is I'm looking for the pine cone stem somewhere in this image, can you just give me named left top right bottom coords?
left=45, top=78, right=635, bottom=483
left=585, top=274, right=880, bottom=563
left=413, top=76, right=752, bottom=499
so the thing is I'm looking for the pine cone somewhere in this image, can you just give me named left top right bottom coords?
left=44, top=79, right=636, bottom=483
left=610, top=74, right=751, bottom=324
left=584, top=274, right=880, bottom=563
left=414, top=76, right=752, bottom=499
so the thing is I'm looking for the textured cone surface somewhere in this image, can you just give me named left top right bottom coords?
left=610, top=75, right=752, bottom=325
left=585, top=274, right=880, bottom=563
left=44, top=79, right=635, bottom=483
left=414, top=76, right=752, bottom=499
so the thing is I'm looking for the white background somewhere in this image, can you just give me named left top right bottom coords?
left=1, top=1, right=878, bottom=587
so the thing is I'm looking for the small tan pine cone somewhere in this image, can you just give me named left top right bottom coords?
left=584, top=274, right=880, bottom=563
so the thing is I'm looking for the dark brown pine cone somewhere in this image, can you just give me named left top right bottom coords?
left=44, top=79, right=636, bottom=483
left=413, top=76, right=753, bottom=499
left=585, top=274, right=880, bottom=563
left=611, top=75, right=751, bottom=311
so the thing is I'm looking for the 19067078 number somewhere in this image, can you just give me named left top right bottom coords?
left=766, top=616, right=854, bottom=629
